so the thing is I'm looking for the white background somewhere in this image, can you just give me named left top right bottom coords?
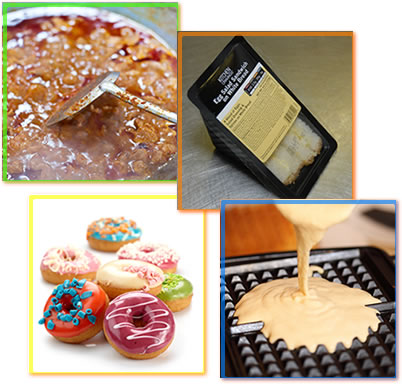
left=1, top=0, right=401, bottom=383
left=32, top=197, right=204, bottom=373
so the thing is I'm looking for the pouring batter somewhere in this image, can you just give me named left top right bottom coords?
left=234, top=203, right=381, bottom=353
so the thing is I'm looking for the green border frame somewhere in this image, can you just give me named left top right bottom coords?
left=2, top=2, right=179, bottom=182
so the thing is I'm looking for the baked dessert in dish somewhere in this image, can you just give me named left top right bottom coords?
left=6, top=8, right=177, bottom=180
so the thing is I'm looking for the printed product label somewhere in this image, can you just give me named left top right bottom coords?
left=216, top=62, right=301, bottom=162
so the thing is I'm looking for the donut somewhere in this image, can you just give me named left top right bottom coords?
left=40, top=246, right=100, bottom=284
left=117, top=242, right=179, bottom=273
left=157, top=273, right=194, bottom=312
left=103, top=291, right=175, bottom=359
left=96, top=259, right=164, bottom=299
left=87, top=217, right=142, bottom=252
left=38, top=278, right=109, bottom=343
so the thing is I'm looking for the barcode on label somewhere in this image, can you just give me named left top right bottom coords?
left=284, top=104, right=298, bottom=123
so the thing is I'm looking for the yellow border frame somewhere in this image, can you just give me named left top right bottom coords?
left=28, top=195, right=206, bottom=375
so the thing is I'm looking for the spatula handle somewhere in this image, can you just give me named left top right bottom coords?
left=101, top=81, right=177, bottom=124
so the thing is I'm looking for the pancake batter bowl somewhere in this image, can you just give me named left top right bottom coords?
left=234, top=204, right=381, bottom=353
left=6, top=8, right=177, bottom=180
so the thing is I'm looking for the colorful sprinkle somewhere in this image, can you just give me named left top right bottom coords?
left=44, top=310, right=51, bottom=318
left=51, top=297, right=58, bottom=304
left=38, top=318, right=45, bottom=325
left=88, top=315, right=97, bottom=324
left=85, top=308, right=92, bottom=315
left=71, top=278, right=78, bottom=287
left=69, top=288, right=77, bottom=296
left=70, top=309, right=78, bottom=316
left=77, top=279, right=86, bottom=289
left=47, top=320, right=55, bottom=330
left=72, top=318, right=80, bottom=326
left=80, top=291, right=92, bottom=300
left=78, top=310, right=86, bottom=319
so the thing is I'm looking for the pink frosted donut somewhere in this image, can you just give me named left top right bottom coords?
left=40, top=246, right=100, bottom=284
left=117, top=242, right=180, bottom=273
left=103, top=291, right=175, bottom=359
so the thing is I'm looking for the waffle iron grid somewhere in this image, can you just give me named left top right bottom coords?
left=223, top=247, right=396, bottom=377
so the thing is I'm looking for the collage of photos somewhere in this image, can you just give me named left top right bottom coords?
left=1, top=0, right=398, bottom=382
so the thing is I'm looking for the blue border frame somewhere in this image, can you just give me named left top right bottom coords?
left=220, top=199, right=397, bottom=378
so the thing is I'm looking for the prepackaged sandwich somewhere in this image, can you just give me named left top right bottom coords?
left=187, top=36, right=337, bottom=198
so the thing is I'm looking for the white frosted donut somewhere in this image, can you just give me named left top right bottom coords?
left=96, top=260, right=164, bottom=299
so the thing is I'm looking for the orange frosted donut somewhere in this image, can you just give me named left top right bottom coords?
left=39, top=279, right=109, bottom=343
left=40, top=246, right=100, bottom=284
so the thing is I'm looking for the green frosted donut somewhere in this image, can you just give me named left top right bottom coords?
left=158, top=273, right=193, bottom=301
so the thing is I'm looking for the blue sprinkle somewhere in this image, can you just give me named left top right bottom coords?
left=64, top=314, right=72, bottom=322
left=47, top=320, right=55, bottom=330
left=51, top=297, right=58, bottom=304
left=43, top=310, right=51, bottom=318
left=88, top=315, right=97, bottom=324
left=80, top=291, right=93, bottom=300
left=56, top=284, right=63, bottom=291
left=57, top=313, right=62, bottom=320
left=56, top=291, right=63, bottom=299
left=63, top=289, right=70, bottom=295
left=77, top=279, right=86, bottom=289
left=69, top=288, right=77, bottom=296
left=55, top=304, right=63, bottom=312
left=75, top=301, right=83, bottom=310
left=69, top=309, right=78, bottom=316
left=38, top=318, right=45, bottom=325
left=48, top=305, right=55, bottom=310
left=77, top=310, right=86, bottom=319
left=71, top=278, right=78, bottom=287
left=72, top=318, right=80, bottom=326
left=63, top=280, right=70, bottom=288
left=85, top=309, right=92, bottom=315
left=52, top=289, right=57, bottom=295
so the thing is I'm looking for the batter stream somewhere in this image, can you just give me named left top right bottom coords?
left=234, top=204, right=381, bottom=353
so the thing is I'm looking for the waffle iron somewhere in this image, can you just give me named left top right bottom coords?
left=221, top=247, right=396, bottom=377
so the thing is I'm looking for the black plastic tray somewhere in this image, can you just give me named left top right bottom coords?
left=222, top=247, right=395, bottom=377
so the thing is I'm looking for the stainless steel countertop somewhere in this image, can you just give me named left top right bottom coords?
left=181, top=36, right=353, bottom=209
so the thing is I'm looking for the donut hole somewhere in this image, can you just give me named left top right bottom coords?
left=60, top=296, right=75, bottom=312
left=141, top=246, right=153, bottom=253
left=132, top=313, right=147, bottom=328
left=62, top=252, right=76, bottom=261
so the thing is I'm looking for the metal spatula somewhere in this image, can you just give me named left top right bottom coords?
left=46, top=71, right=177, bottom=125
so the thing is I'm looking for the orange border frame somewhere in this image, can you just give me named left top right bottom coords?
left=177, top=31, right=355, bottom=211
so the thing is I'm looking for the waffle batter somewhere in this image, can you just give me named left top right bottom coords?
left=234, top=204, right=381, bottom=353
